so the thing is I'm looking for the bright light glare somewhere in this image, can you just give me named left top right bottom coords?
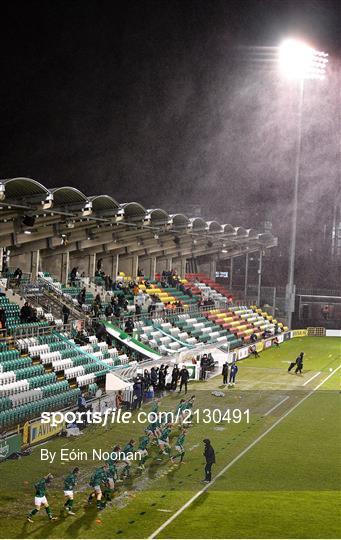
left=279, top=38, right=328, bottom=80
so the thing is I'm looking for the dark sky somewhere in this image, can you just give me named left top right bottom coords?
left=1, top=0, right=340, bottom=240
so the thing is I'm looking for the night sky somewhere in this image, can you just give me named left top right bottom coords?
left=1, top=0, right=340, bottom=285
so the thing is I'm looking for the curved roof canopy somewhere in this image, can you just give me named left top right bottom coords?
left=120, top=202, right=146, bottom=221
left=206, top=220, right=222, bottom=233
left=2, top=177, right=49, bottom=199
left=234, top=226, right=248, bottom=237
left=222, top=223, right=235, bottom=235
left=89, top=195, right=119, bottom=212
left=188, top=217, right=207, bottom=231
left=145, top=208, right=169, bottom=225
left=51, top=186, right=87, bottom=205
left=168, top=213, right=189, bottom=230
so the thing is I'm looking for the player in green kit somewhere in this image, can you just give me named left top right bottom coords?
left=182, top=395, right=195, bottom=425
left=158, top=423, right=172, bottom=456
left=63, top=467, right=79, bottom=515
left=175, top=399, right=186, bottom=424
left=171, top=428, right=187, bottom=463
left=27, top=473, right=57, bottom=522
left=121, top=439, right=135, bottom=478
left=150, top=398, right=160, bottom=415
left=87, top=463, right=109, bottom=510
left=137, top=435, right=149, bottom=470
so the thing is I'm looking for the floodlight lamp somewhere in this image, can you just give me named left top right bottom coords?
left=279, top=38, right=328, bottom=80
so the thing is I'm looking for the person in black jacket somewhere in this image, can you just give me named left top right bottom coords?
left=295, top=352, right=304, bottom=374
left=222, top=362, right=229, bottom=385
left=179, top=366, right=190, bottom=394
left=62, top=304, right=70, bottom=325
left=171, top=364, right=180, bottom=390
left=203, top=439, right=215, bottom=483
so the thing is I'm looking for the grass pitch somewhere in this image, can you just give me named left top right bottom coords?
left=0, top=337, right=340, bottom=539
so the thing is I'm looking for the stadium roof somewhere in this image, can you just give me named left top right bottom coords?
left=0, top=177, right=277, bottom=261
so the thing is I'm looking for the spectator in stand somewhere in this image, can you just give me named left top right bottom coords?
left=70, top=266, right=78, bottom=287
left=62, top=305, right=70, bottom=325
left=95, top=293, right=102, bottom=307
left=77, top=287, right=86, bottom=306
left=104, top=304, right=113, bottom=318
left=20, top=301, right=33, bottom=323
left=179, top=283, right=186, bottom=294
left=92, top=302, right=100, bottom=318
left=104, top=275, right=112, bottom=291
left=13, top=267, right=23, bottom=286
left=125, top=317, right=134, bottom=335
left=135, top=302, right=141, bottom=316
left=250, top=331, right=258, bottom=343
left=137, top=267, right=144, bottom=277
left=96, top=258, right=103, bottom=273
left=0, top=307, right=6, bottom=329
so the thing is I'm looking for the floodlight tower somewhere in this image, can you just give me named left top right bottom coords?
left=278, top=39, right=328, bottom=328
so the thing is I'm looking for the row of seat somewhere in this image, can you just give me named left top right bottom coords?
left=0, top=388, right=81, bottom=427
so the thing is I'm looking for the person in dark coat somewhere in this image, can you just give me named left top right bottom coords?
left=150, top=367, right=158, bottom=391
left=229, top=362, right=238, bottom=385
left=295, top=352, right=304, bottom=374
left=62, top=304, right=70, bottom=325
left=203, top=439, right=215, bottom=483
left=179, top=366, right=190, bottom=394
left=222, top=362, right=229, bottom=385
left=171, top=364, right=180, bottom=390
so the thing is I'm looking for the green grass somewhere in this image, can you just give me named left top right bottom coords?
left=0, top=337, right=340, bottom=539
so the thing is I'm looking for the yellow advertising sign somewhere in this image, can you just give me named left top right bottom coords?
left=256, top=342, right=264, bottom=353
left=29, top=419, right=63, bottom=444
left=292, top=329, right=308, bottom=338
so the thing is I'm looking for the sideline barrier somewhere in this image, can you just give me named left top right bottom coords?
left=0, top=432, right=22, bottom=460
left=28, top=418, right=64, bottom=445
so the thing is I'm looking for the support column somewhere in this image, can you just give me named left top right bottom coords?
left=229, top=257, right=234, bottom=291
left=91, top=253, right=97, bottom=278
left=132, top=255, right=139, bottom=278
left=179, top=257, right=186, bottom=277
left=257, top=250, right=263, bottom=306
left=0, top=247, right=3, bottom=272
left=111, top=254, right=119, bottom=279
left=166, top=256, right=173, bottom=271
left=244, top=252, right=249, bottom=298
left=209, top=259, right=217, bottom=281
left=30, top=250, right=40, bottom=279
left=61, top=252, right=70, bottom=285
left=150, top=256, right=157, bottom=281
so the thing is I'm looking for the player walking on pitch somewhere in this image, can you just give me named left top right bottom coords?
left=63, top=467, right=79, bottom=515
left=27, top=473, right=57, bottom=522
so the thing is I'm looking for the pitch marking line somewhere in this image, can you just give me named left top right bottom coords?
left=149, top=364, right=341, bottom=539
left=264, top=396, right=289, bottom=416
left=302, top=371, right=321, bottom=386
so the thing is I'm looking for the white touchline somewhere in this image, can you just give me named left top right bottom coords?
left=302, top=371, right=321, bottom=386
left=264, top=396, right=289, bottom=416
left=149, top=364, right=341, bottom=539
